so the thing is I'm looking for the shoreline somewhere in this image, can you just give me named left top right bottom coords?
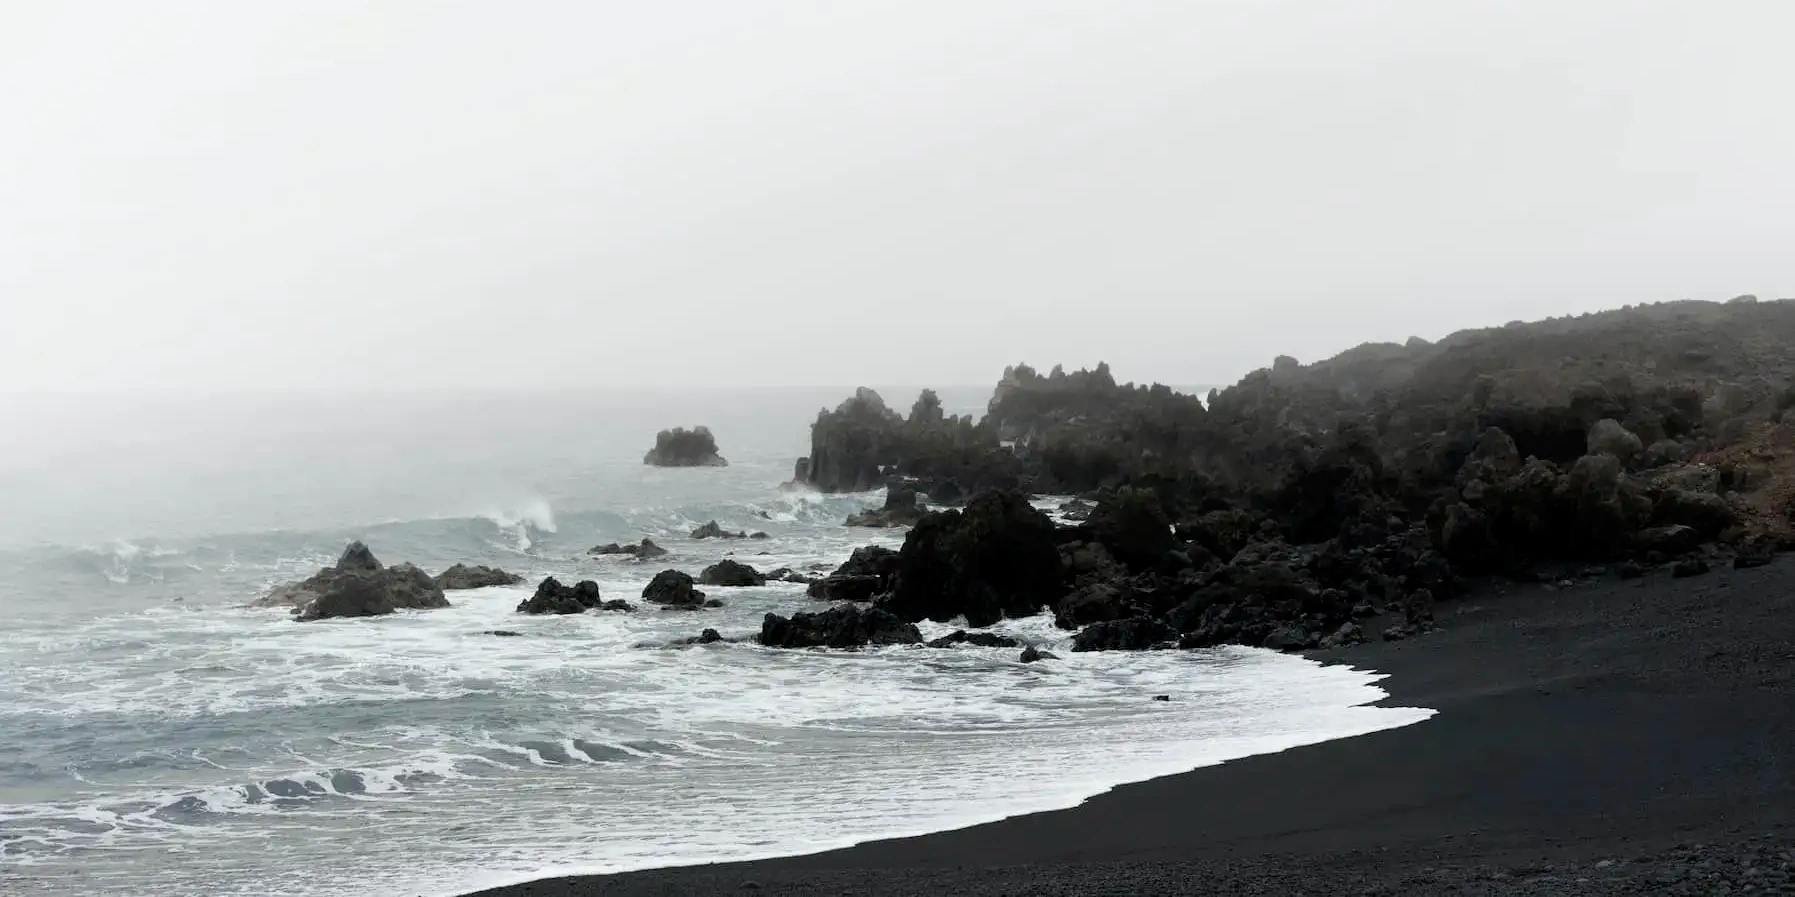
left=468, top=559, right=1795, bottom=896
left=449, top=648, right=1431, bottom=897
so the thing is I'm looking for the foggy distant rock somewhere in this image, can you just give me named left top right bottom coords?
left=643, top=427, right=727, bottom=467
left=256, top=542, right=451, bottom=622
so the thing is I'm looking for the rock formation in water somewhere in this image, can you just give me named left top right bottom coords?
left=698, top=559, right=766, bottom=587
left=805, top=545, right=901, bottom=602
left=516, top=577, right=633, bottom=614
left=643, top=427, right=727, bottom=467
left=641, top=569, right=707, bottom=608
left=256, top=542, right=451, bottom=622
left=434, top=564, right=524, bottom=590
left=758, top=604, right=922, bottom=649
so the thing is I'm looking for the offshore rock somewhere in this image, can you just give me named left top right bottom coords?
left=258, top=542, right=451, bottom=622
left=643, top=426, right=727, bottom=467
left=758, top=605, right=922, bottom=649
left=698, top=560, right=767, bottom=587
left=642, top=570, right=707, bottom=608
left=434, top=564, right=524, bottom=590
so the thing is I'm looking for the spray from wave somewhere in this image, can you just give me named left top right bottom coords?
left=477, top=498, right=559, bottom=553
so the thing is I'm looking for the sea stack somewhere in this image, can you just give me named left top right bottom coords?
left=643, top=427, right=728, bottom=467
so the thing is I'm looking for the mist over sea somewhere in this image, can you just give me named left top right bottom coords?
left=0, top=388, right=1430, bottom=896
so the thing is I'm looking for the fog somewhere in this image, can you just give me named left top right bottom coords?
left=3, top=1, right=1792, bottom=392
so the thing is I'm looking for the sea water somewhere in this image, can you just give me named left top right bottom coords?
left=0, top=388, right=1432, bottom=896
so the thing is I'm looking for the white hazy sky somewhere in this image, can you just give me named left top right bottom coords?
left=2, top=1, right=1792, bottom=391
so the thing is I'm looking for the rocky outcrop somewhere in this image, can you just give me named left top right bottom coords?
left=589, top=539, right=669, bottom=559
left=698, top=560, right=766, bottom=587
left=880, top=490, right=1063, bottom=627
left=1587, top=419, right=1644, bottom=464
left=758, top=605, right=922, bottom=649
left=258, top=542, right=451, bottom=622
left=516, top=577, right=633, bottom=614
left=643, top=426, right=727, bottom=467
left=691, top=521, right=746, bottom=540
left=785, top=299, right=1795, bottom=652
left=800, top=387, right=1011, bottom=495
left=845, top=486, right=927, bottom=527
left=805, top=546, right=901, bottom=601
left=1071, top=616, right=1174, bottom=652
left=642, top=570, right=707, bottom=608
left=925, top=630, right=1021, bottom=649
left=434, top=564, right=524, bottom=590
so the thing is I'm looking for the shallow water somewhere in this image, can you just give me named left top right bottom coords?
left=0, top=388, right=1431, bottom=896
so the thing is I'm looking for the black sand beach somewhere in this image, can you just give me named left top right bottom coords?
left=471, top=561, right=1795, bottom=896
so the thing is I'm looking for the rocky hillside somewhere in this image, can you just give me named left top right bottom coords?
left=783, top=297, right=1795, bottom=654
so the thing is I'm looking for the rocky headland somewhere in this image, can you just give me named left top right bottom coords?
left=769, top=298, right=1795, bottom=653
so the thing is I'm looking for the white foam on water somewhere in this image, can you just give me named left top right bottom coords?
left=0, top=449, right=1434, bottom=897
left=1, top=574, right=1433, bottom=897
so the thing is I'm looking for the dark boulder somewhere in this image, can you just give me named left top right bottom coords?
left=434, top=564, right=524, bottom=590
left=699, top=560, right=766, bottom=587
left=1053, top=581, right=1141, bottom=630
left=1070, top=616, right=1174, bottom=652
left=1085, top=487, right=1179, bottom=570
left=694, top=628, right=723, bottom=644
left=1019, top=645, right=1057, bottom=663
left=1652, top=489, right=1737, bottom=539
left=516, top=577, right=612, bottom=615
left=691, top=521, right=746, bottom=540
left=881, top=490, right=1064, bottom=628
left=644, top=426, right=728, bottom=467
left=845, top=486, right=927, bottom=527
left=806, top=546, right=901, bottom=601
left=925, top=630, right=1021, bottom=649
left=642, top=570, right=707, bottom=607
left=758, top=605, right=922, bottom=649
left=258, top=542, right=451, bottom=622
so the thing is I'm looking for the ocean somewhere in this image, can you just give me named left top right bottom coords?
left=0, top=387, right=1433, bottom=896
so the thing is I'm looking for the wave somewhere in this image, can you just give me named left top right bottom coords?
left=476, top=497, right=559, bottom=553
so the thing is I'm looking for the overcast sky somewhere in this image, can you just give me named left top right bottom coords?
left=2, top=1, right=1792, bottom=392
